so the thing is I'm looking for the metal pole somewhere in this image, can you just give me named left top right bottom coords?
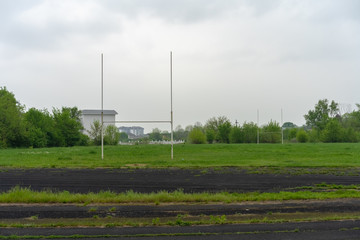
left=281, top=108, right=284, bottom=144
left=101, top=53, right=104, bottom=160
left=257, top=109, right=259, bottom=144
left=170, top=51, right=174, bottom=160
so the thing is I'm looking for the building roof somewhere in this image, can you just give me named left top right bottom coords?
left=81, top=109, right=118, bottom=115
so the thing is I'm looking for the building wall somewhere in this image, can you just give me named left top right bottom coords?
left=81, top=114, right=116, bottom=135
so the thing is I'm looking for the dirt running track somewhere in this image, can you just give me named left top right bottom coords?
left=1, top=199, right=360, bottom=218
left=1, top=220, right=360, bottom=239
left=1, top=168, right=360, bottom=239
left=0, top=168, right=359, bottom=193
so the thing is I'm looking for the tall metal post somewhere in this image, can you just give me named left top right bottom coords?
left=170, top=51, right=174, bottom=160
left=101, top=53, right=104, bottom=160
left=281, top=108, right=284, bottom=144
left=257, top=109, right=259, bottom=144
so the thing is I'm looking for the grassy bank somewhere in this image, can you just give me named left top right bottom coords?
left=0, top=143, right=360, bottom=168
left=2, top=186, right=360, bottom=204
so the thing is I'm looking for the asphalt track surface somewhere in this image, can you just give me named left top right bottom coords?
left=1, top=168, right=359, bottom=193
left=1, top=220, right=360, bottom=239
left=1, top=168, right=360, bottom=239
left=1, top=199, right=360, bottom=218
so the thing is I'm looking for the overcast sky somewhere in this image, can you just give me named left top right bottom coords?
left=1, top=0, right=360, bottom=132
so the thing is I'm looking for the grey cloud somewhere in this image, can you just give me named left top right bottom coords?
left=0, top=2, right=120, bottom=52
left=103, top=0, right=242, bottom=23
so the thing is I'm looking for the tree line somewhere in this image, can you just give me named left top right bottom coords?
left=0, top=87, right=126, bottom=148
left=1, top=86, right=360, bottom=148
left=147, top=99, right=360, bottom=144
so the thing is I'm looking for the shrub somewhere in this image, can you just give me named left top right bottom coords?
left=205, top=129, right=216, bottom=144
left=229, top=127, right=243, bottom=143
left=322, top=119, right=343, bottom=143
left=261, top=120, right=281, bottom=143
left=296, top=129, right=309, bottom=143
left=188, top=128, right=206, bottom=144
left=104, top=125, right=121, bottom=145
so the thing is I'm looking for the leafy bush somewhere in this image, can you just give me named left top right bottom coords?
left=322, top=119, right=343, bottom=143
left=205, top=128, right=216, bottom=144
left=242, top=122, right=258, bottom=143
left=229, top=127, right=243, bottom=143
left=261, top=120, right=281, bottom=143
left=188, top=128, right=206, bottom=144
left=104, top=125, right=121, bottom=145
left=296, top=129, right=309, bottom=143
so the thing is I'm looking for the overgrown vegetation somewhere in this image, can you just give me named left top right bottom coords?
left=1, top=186, right=360, bottom=204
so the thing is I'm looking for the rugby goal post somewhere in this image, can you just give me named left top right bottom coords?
left=100, top=52, right=174, bottom=160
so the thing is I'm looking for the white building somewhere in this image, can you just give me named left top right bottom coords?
left=118, top=126, right=144, bottom=137
left=80, top=109, right=117, bottom=135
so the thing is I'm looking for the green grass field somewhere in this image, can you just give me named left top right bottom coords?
left=0, top=143, right=359, bottom=168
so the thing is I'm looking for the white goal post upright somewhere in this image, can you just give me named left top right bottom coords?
left=100, top=52, right=174, bottom=160
left=101, top=53, right=104, bottom=160
left=170, top=51, right=174, bottom=160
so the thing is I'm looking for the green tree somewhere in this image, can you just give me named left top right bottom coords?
left=229, top=126, right=243, bottom=143
left=149, top=128, right=162, bottom=141
left=88, top=120, right=102, bottom=145
left=104, top=125, right=120, bottom=145
left=242, top=122, right=258, bottom=143
left=188, top=127, right=206, bottom=144
left=342, top=104, right=360, bottom=132
left=205, top=116, right=231, bottom=143
left=52, top=107, right=83, bottom=147
left=322, top=119, right=344, bottom=143
left=24, top=108, right=54, bottom=148
left=261, top=120, right=281, bottom=143
left=0, top=87, right=26, bottom=148
left=304, top=99, right=339, bottom=130
left=308, top=128, right=321, bottom=143
left=296, top=129, right=309, bottom=143
left=283, top=128, right=298, bottom=142
left=119, top=132, right=128, bottom=142
left=282, top=122, right=297, bottom=128
left=342, top=127, right=359, bottom=143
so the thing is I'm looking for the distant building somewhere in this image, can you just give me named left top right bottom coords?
left=80, top=109, right=117, bottom=135
left=119, top=126, right=144, bottom=137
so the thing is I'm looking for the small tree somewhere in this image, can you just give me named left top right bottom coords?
left=52, top=107, right=83, bottom=147
left=188, top=127, right=206, bottom=144
left=261, top=120, right=281, bottom=143
left=119, top=132, right=129, bottom=142
left=229, top=126, right=243, bottom=143
left=205, top=116, right=231, bottom=143
left=104, top=125, right=121, bottom=145
left=296, top=129, right=309, bottom=143
left=304, top=99, right=339, bottom=130
left=88, top=120, right=102, bottom=145
left=242, top=122, right=258, bottom=143
left=149, top=128, right=162, bottom=141
left=322, top=119, right=343, bottom=143
left=0, top=87, right=27, bottom=148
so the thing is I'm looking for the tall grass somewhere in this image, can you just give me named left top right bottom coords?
left=1, top=186, right=360, bottom=204
left=0, top=143, right=360, bottom=168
